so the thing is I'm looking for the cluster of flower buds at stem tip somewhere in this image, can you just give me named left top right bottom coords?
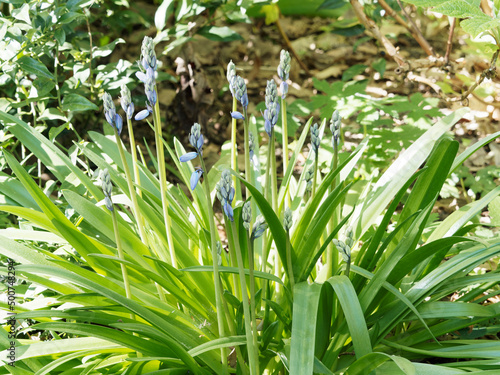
left=120, top=84, right=135, bottom=120
left=230, top=75, right=248, bottom=120
left=277, top=49, right=291, bottom=99
left=333, top=227, right=353, bottom=263
left=227, top=60, right=236, bottom=95
left=216, top=170, right=235, bottom=221
left=251, top=215, right=267, bottom=240
left=263, top=79, right=280, bottom=137
left=135, top=37, right=158, bottom=121
left=330, top=110, right=341, bottom=151
left=103, top=92, right=123, bottom=135
left=310, top=123, right=321, bottom=154
left=180, top=123, right=205, bottom=190
left=283, top=208, right=293, bottom=232
left=305, top=166, right=314, bottom=193
left=100, top=168, right=114, bottom=212
left=242, top=201, right=252, bottom=230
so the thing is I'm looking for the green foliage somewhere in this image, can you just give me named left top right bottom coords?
left=1, top=13, right=500, bottom=375
left=403, top=0, right=500, bottom=41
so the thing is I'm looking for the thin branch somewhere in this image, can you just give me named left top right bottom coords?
left=350, top=0, right=406, bottom=67
left=445, top=18, right=456, bottom=63
left=395, top=0, right=434, bottom=56
left=275, top=18, right=310, bottom=75
left=379, top=0, right=434, bottom=56
left=450, top=49, right=499, bottom=102
left=395, top=56, right=451, bottom=75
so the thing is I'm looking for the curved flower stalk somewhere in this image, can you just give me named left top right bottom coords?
left=332, top=226, right=353, bottom=277
left=99, top=169, right=132, bottom=315
left=310, top=122, right=321, bottom=197
left=102, top=91, right=149, bottom=248
left=278, top=49, right=291, bottom=182
left=218, top=170, right=259, bottom=374
left=229, top=74, right=252, bottom=202
left=263, top=79, right=279, bottom=213
left=327, top=109, right=343, bottom=277
left=183, top=124, right=228, bottom=371
left=283, top=207, right=295, bottom=290
left=133, top=37, right=177, bottom=272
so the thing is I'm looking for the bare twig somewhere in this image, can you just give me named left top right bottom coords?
left=450, top=49, right=499, bottom=102
left=350, top=0, right=406, bottom=67
left=379, top=0, right=434, bottom=56
left=395, top=0, right=434, bottom=56
left=275, top=18, right=310, bottom=75
left=445, top=18, right=456, bottom=63
left=395, top=56, right=452, bottom=74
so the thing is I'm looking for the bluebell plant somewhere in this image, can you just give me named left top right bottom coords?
left=120, top=84, right=135, bottom=120
left=216, top=169, right=235, bottom=222
left=103, top=92, right=123, bottom=135
left=310, top=122, right=321, bottom=197
left=180, top=123, right=205, bottom=190
left=278, top=49, right=291, bottom=195
left=277, top=49, right=291, bottom=99
left=263, top=79, right=280, bottom=137
left=330, top=109, right=341, bottom=151
left=100, top=168, right=114, bottom=212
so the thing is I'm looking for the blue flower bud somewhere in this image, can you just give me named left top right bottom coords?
left=217, top=169, right=235, bottom=222
left=190, top=168, right=203, bottom=190
left=104, top=195, right=114, bottom=212
left=251, top=215, right=267, bottom=240
left=242, top=201, right=251, bottom=230
left=330, top=110, right=341, bottom=150
left=333, top=239, right=351, bottom=263
left=120, top=84, right=134, bottom=120
left=103, top=92, right=117, bottom=128
left=231, top=111, right=245, bottom=120
left=310, top=123, right=320, bottom=154
left=135, top=109, right=151, bottom=121
left=145, top=67, right=157, bottom=106
left=188, top=123, right=204, bottom=155
left=141, top=36, right=157, bottom=72
left=223, top=201, right=234, bottom=222
left=115, top=114, right=123, bottom=135
left=136, top=71, right=147, bottom=83
left=232, top=75, right=248, bottom=109
left=280, top=81, right=288, bottom=99
left=180, top=152, right=198, bottom=162
left=227, top=60, right=236, bottom=93
left=249, top=132, right=255, bottom=160
left=278, top=49, right=291, bottom=81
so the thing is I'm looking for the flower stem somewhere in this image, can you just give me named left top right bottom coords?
left=285, top=231, right=294, bottom=292
left=111, top=208, right=133, bottom=319
left=327, top=147, right=339, bottom=278
left=126, top=118, right=142, bottom=197
left=199, top=157, right=228, bottom=374
left=247, top=233, right=259, bottom=356
left=281, top=98, right=288, bottom=181
left=243, top=107, right=251, bottom=200
left=232, top=97, right=241, bottom=201
left=312, top=152, right=319, bottom=199
left=153, top=99, right=177, bottom=267
left=113, top=128, right=148, bottom=248
left=229, top=220, right=260, bottom=375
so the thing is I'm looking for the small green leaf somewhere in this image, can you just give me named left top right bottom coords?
left=17, top=56, right=54, bottom=80
left=11, top=3, right=31, bottom=24
left=372, top=58, right=386, bottom=76
left=155, top=0, right=175, bottom=31
left=54, top=28, right=66, bottom=45
left=49, top=123, right=70, bottom=141
left=197, top=26, right=242, bottom=42
left=59, top=11, right=85, bottom=25
left=342, top=64, right=367, bottom=82
left=39, top=108, right=68, bottom=122
left=62, top=93, right=99, bottom=112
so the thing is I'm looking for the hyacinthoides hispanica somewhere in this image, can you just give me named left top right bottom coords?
left=278, top=49, right=291, bottom=204
left=217, top=170, right=260, bottom=375
left=135, top=36, right=177, bottom=268
left=230, top=74, right=251, bottom=202
left=226, top=60, right=242, bottom=201
left=102, top=92, right=149, bottom=249
left=180, top=124, right=229, bottom=375
left=100, top=169, right=133, bottom=319
left=327, top=110, right=342, bottom=277
left=120, top=84, right=142, bottom=198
